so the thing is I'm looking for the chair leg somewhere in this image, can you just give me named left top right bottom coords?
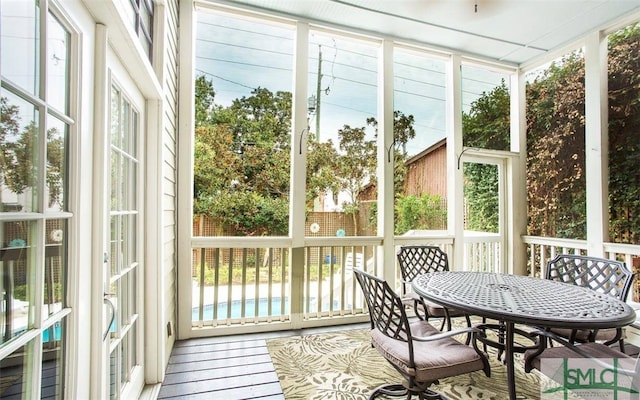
left=464, top=314, right=472, bottom=345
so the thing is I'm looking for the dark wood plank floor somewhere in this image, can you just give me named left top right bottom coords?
left=157, top=321, right=640, bottom=400
left=157, top=323, right=369, bottom=400
left=157, top=334, right=285, bottom=400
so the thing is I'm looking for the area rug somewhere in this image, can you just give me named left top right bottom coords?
left=267, top=327, right=546, bottom=400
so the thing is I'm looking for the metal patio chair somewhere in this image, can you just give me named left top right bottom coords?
left=354, top=268, right=490, bottom=400
left=397, top=245, right=471, bottom=331
left=545, top=254, right=636, bottom=351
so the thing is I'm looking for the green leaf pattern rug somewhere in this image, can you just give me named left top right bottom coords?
left=267, top=327, right=548, bottom=400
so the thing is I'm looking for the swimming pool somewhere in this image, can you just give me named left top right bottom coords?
left=192, top=297, right=290, bottom=320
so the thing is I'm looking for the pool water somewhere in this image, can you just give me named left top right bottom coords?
left=192, top=297, right=290, bottom=320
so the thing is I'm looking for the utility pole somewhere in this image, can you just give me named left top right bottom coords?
left=315, top=45, right=322, bottom=140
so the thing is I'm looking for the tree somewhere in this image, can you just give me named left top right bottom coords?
left=394, top=193, right=446, bottom=234
left=462, top=82, right=510, bottom=232
left=193, top=80, right=292, bottom=235
left=607, top=23, right=640, bottom=243
left=306, top=136, right=340, bottom=210
left=526, top=52, right=586, bottom=239
left=335, top=111, right=416, bottom=235
left=193, top=76, right=340, bottom=235
left=336, top=124, right=376, bottom=234
left=0, top=96, right=64, bottom=209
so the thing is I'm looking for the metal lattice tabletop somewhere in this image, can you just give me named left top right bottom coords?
left=412, top=271, right=636, bottom=329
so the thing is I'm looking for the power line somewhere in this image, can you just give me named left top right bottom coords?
left=196, top=56, right=292, bottom=72
left=197, top=20, right=294, bottom=42
left=196, top=69, right=255, bottom=90
left=197, top=37, right=293, bottom=57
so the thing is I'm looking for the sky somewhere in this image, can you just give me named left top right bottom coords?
left=195, top=9, right=509, bottom=158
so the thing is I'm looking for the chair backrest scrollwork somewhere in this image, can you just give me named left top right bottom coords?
left=397, top=245, right=449, bottom=283
left=546, top=254, right=635, bottom=301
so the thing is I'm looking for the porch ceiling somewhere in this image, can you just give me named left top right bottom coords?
left=221, top=0, right=640, bottom=66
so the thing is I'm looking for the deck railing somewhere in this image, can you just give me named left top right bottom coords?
left=190, top=234, right=639, bottom=331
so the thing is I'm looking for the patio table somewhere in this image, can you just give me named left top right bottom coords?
left=412, top=271, right=636, bottom=400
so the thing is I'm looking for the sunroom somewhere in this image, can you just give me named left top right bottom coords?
left=1, top=0, right=639, bottom=399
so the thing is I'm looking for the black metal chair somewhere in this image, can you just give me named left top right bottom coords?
left=545, top=254, right=636, bottom=351
left=397, top=245, right=470, bottom=331
left=354, top=268, right=490, bottom=399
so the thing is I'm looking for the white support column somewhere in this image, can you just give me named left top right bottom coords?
left=446, top=55, right=465, bottom=270
left=584, top=30, right=609, bottom=257
left=176, top=0, right=196, bottom=340
left=90, top=22, right=109, bottom=400
left=289, top=22, right=309, bottom=328
left=290, top=22, right=309, bottom=249
left=509, top=71, right=528, bottom=275
left=377, top=39, right=395, bottom=284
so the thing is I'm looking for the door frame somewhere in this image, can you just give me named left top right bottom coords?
left=90, top=25, right=147, bottom=400
left=459, top=150, right=513, bottom=273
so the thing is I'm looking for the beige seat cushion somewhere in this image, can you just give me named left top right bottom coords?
left=525, top=341, right=629, bottom=372
left=548, top=327, right=624, bottom=343
left=370, top=320, right=486, bottom=383
left=402, top=292, right=466, bottom=317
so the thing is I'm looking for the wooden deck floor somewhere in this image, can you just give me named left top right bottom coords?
left=157, top=334, right=284, bottom=400
left=157, top=323, right=368, bottom=400
left=156, top=321, right=640, bottom=400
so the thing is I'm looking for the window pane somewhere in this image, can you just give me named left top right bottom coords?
left=393, top=49, right=447, bottom=235
left=47, top=12, right=70, bottom=114
left=111, top=86, right=122, bottom=147
left=461, top=64, right=510, bottom=151
left=607, top=22, right=640, bottom=246
left=0, top=340, right=34, bottom=397
left=46, top=115, right=68, bottom=212
left=44, top=219, right=66, bottom=317
left=526, top=50, right=586, bottom=239
left=1, top=220, right=37, bottom=345
left=139, top=0, right=152, bottom=37
left=0, top=91, right=41, bottom=213
left=463, top=162, right=499, bottom=233
left=305, top=31, right=378, bottom=237
left=42, top=319, right=65, bottom=399
left=194, top=11, right=294, bottom=236
left=1, top=0, right=40, bottom=97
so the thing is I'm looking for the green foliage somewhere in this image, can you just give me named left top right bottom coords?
left=463, top=164, right=498, bottom=232
left=0, top=96, right=65, bottom=209
left=463, top=81, right=510, bottom=150
left=607, top=22, right=640, bottom=243
left=526, top=51, right=587, bottom=239
left=193, top=77, right=293, bottom=235
left=394, top=194, right=446, bottom=234
left=306, top=138, right=340, bottom=210
left=336, top=123, right=376, bottom=234
left=462, top=82, right=509, bottom=232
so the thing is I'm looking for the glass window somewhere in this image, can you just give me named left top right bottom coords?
left=47, top=13, right=70, bottom=114
left=46, top=115, right=68, bottom=212
left=127, top=0, right=153, bottom=61
left=393, top=48, right=447, bottom=235
left=194, top=11, right=294, bottom=237
left=305, top=30, right=378, bottom=237
left=1, top=0, right=40, bottom=97
left=526, top=50, right=586, bottom=239
left=461, top=64, right=511, bottom=151
left=607, top=22, right=640, bottom=246
left=1, top=3, right=72, bottom=398
left=0, top=91, right=40, bottom=213
left=1, top=220, right=37, bottom=344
